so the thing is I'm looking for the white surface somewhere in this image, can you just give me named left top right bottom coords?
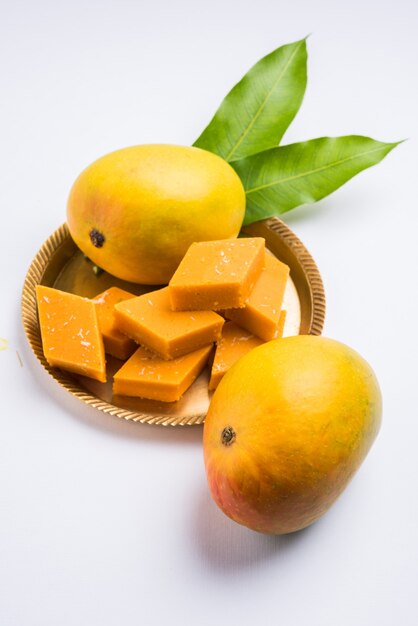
left=1, top=1, right=417, bottom=625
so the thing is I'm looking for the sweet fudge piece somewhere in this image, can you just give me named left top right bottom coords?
left=225, top=254, right=289, bottom=341
left=36, top=285, right=106, bottom=382
left=114, top=287, right=224, bottom=360
left=92, top=287, right=137, bottom=360
left=208, top=321, right=264, bottom=391
left=168, top=237, right=265, bottom=311
left=113, top=345, right=212, bottom=402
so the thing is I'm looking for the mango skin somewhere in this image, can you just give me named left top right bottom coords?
left=67, top=144, right=246, bottom=284
left=203, top=336, right=382, bottom=535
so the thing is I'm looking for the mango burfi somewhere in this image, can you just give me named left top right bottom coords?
left=36, top=285, right=106, bottom=382
left=113, top=345, right=212, bottom=402
left=225, top=254, right=289, bottom=340
left=168, top=237, right=265, bottom=311
left=114, top=287, right=224, bottom=359
left=92, top=287, right=136, bottom=360
left=208, top=322, right=264, bottom=390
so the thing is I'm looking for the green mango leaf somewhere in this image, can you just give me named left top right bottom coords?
left=193, top=38, right=308, bottom=161
left=231, top=136, right=400, bottom=225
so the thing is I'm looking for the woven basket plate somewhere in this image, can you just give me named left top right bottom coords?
left=22, top=219, right=325, bottom=426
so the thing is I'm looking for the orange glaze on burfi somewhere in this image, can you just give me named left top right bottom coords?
left=225, top=254, right=289, bottom=341
left=36, top=285, right=106, bottom=382
left=92, top=287, right=137, bottom=360
left=208, top=321, right=264, bottom=391
left=168, top=237, right=265, bottom=311
left=114, top=287, right=224, bottom=360
left=113, top=345, right=213, bottom=402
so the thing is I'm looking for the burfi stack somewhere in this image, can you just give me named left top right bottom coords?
left=113, top=237, right=267, bottom=401
left=36, top=237, right=290, bottom=402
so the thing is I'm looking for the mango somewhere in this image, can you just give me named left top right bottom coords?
left=66, top=144, right=246, bottom=284
left=203, top=336, right=382, bottom=534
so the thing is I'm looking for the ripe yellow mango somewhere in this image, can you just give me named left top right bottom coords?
left=203, top=336, right=382, bottom=534
left=67, top=145, right=246, bottom=284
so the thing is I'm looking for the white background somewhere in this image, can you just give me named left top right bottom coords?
left=1, top=1, right=417, bottom=625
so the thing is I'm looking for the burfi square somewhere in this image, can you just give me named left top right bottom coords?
left=36, top=285, right=106, bottom=382
left=208, top=321, right=264, bottom=391
left=114, top=287, right=224, bottom=360
left=168, top=237, right=265, bottom=311
left=92, top=287, right=137, bottom=360
left=225, top=254, right=289, bottom=340
left=113, top=345, right=213, bottom=402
